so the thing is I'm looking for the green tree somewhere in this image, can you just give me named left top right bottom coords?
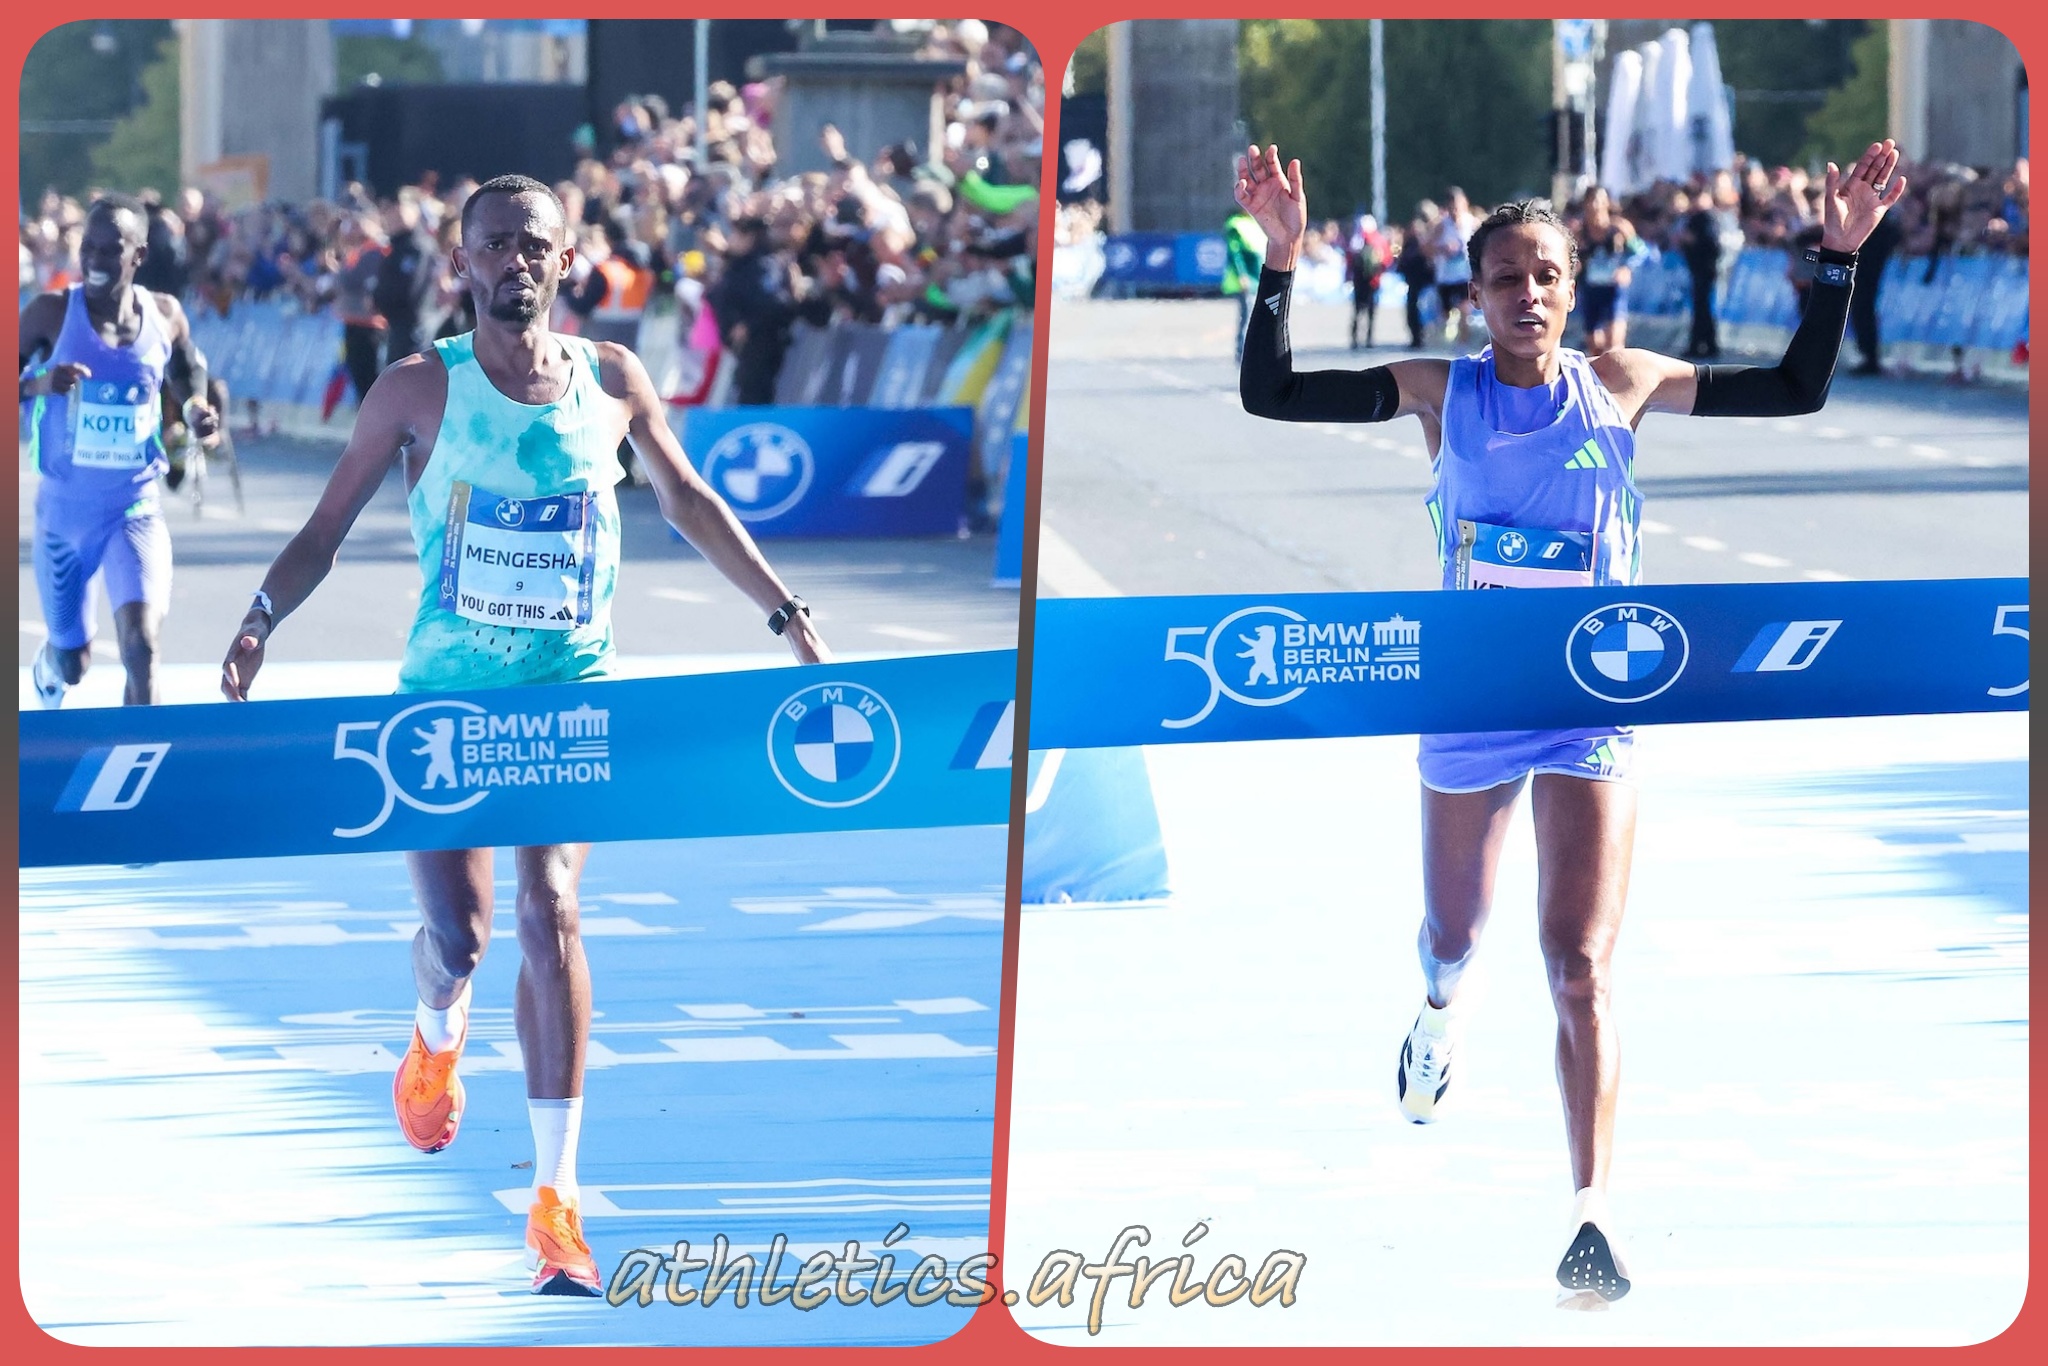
left=18, top=19, right=175, bottom=199
left=1241, top=20, right=1551, bottom=226
left=1798, top=23, right=1888, bottom=166
left=89, top=37, right=181, bottom=195
left=1066, top=27, right=1107, bottom=96
left=336, top=34, right=445, bottom=88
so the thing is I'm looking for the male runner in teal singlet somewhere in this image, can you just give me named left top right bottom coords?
left=221, top=176, right=829, bottom=1295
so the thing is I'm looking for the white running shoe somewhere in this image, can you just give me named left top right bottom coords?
left=1395, top=1002, right=1455, bottom=1123
left=31, top=643, right=67, bottom=709
left=1556, top=1187, right=1632, bottom=1306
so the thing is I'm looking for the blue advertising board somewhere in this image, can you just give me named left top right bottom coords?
left=678, top=405, right=975, bottom=537
left=1099, top=233, right=1183, bottom=288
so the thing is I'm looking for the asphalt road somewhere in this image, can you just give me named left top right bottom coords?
left=18, top=421, right=1019, bottom=685
left=1038, top=296, right=2029, bottom=597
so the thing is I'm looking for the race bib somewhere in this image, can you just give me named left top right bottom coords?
left=437, top=482, right=597, bottom=631
left=1454, top=519, right=1595, bottom=590
left=69, top=378, right=160, bottom=470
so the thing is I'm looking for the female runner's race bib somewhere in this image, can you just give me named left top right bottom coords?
left=69, top=378, right=161, bottom=469
left=437, top=481, right=598, bottom=630
left=1454, top=519, right=1595, bottom=589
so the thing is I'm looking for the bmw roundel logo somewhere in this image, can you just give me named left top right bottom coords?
left=494, top=497, right=526, bottom=528
left=704, top=422, right=816, bottom=522
left=1566, top=603, right=1689, bottom=703
left=767, top=681, right=902, bottom=808
left=1497, top=531, right=1529, bottom=562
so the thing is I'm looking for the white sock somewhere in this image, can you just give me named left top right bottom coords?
left=1570, top=1185, right=1611, bottom=1231
left=1417, top=999, right=1453, bottom=1036
left=529, top=1097, right=584, bottom=1204
left=415, top=980, right=471, bottom=1053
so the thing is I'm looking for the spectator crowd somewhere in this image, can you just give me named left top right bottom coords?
left=1179, top=148, right=2028, bottom=368
left=19, top=19, right=1043, bottom=410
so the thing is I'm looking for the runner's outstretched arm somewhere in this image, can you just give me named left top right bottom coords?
left=220, top=357, right=431, bottom=698
left=1239, top=262, right=1446, bottom=423
left=1610, top=140, right=1908, bottom=420
left=601, top=342, right=829, bottom=664
left=1231, top=142, right=1447, bottom=425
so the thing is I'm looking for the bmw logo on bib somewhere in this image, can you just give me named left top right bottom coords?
left=768, top=681, right=902, bottom=808
left=493, top=497, right=526, bottom=528
left=704, top=422, right=816, bottom=522
left=1566, top=603, right=1689, bottom=703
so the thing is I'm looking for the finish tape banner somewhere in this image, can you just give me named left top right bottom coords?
left=21, top=652, right=1019, bottom=868
left=1029, top=579, right=2029, bottom=750
left=678, top=405, right=974, bottom=537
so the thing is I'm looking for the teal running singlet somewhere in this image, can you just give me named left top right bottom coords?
left=397, top=332, right=623, bottom=693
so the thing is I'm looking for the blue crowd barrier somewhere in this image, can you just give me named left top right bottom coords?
left=1029, top=580, right=2028, bottom=750
left=975, top=318, right=1033, bottom=491
left=20, top=651, right=1018, bottom=868
left=189, top=302, right=345, bottom=408
left=677, top=405, right=976, bottom=538
left=1626, top=246, right=2028, bottom=351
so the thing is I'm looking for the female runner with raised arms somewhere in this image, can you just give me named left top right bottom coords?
left=1235, top=138, right=1905, bottom=1305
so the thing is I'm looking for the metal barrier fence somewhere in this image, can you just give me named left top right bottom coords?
left=1626, top=247, right=2030, bottom=352
left=183, top=304, right=1035, bottom=533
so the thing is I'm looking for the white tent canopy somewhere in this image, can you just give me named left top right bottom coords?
left=1688, top=22, right=1737, bottom=177
left=1601, top=48, right=1644, bottom=195
left=1597, top=21, right=1737, bottom=196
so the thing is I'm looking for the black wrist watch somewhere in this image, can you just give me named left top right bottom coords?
left=1807, top=246, right=1857, bottom=288
left=767, top=596, right=810, bottom=635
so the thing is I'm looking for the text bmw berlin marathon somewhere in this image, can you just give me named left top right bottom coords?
left=1166, top=603, right=1423, bottom=729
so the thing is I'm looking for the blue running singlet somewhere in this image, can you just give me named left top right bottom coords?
left=1419, top=346, right=1645, bottom=791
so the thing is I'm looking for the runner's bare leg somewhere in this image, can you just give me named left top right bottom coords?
left=1531, top=773, right=1637, bottom=1192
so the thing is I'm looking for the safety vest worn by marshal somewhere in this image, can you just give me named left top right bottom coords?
left=1222, top=213, right=1267, bottom=297
left=584, top=256, right=654, bottom=347
left=397, top=331, right=623, bottom=693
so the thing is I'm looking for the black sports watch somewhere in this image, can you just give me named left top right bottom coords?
left=1806, top=246, right=1856, bottom=289
left=767, top=596, right=810, bottom=635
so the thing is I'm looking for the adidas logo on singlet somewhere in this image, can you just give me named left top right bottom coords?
left=1564, top=440, right=1608, bottom=470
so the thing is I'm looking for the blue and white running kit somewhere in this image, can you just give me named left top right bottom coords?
left=1419, top=346, right=1644, bottom=792
left=27, top=286, right=175, bottom=649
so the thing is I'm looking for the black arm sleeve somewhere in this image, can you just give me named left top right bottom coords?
left=1239, top=266, right=1402, bottom=422
left=1690, top=250, right=1855, bottom=417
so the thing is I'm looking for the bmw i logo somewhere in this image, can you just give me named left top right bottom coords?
left=1566, top=603, right=1689, bottom=703
left=767, top=681, right=902, bottom=808
left=704, top=423, right=816, bottom=522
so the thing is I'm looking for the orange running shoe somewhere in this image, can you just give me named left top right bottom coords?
left=392, top=1024, right=465, bottom=1153
left=527, top=1186, right=603, bottom=1296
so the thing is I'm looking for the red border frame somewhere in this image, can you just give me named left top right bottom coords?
left=6, top=4, right=2041, bottom=1360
